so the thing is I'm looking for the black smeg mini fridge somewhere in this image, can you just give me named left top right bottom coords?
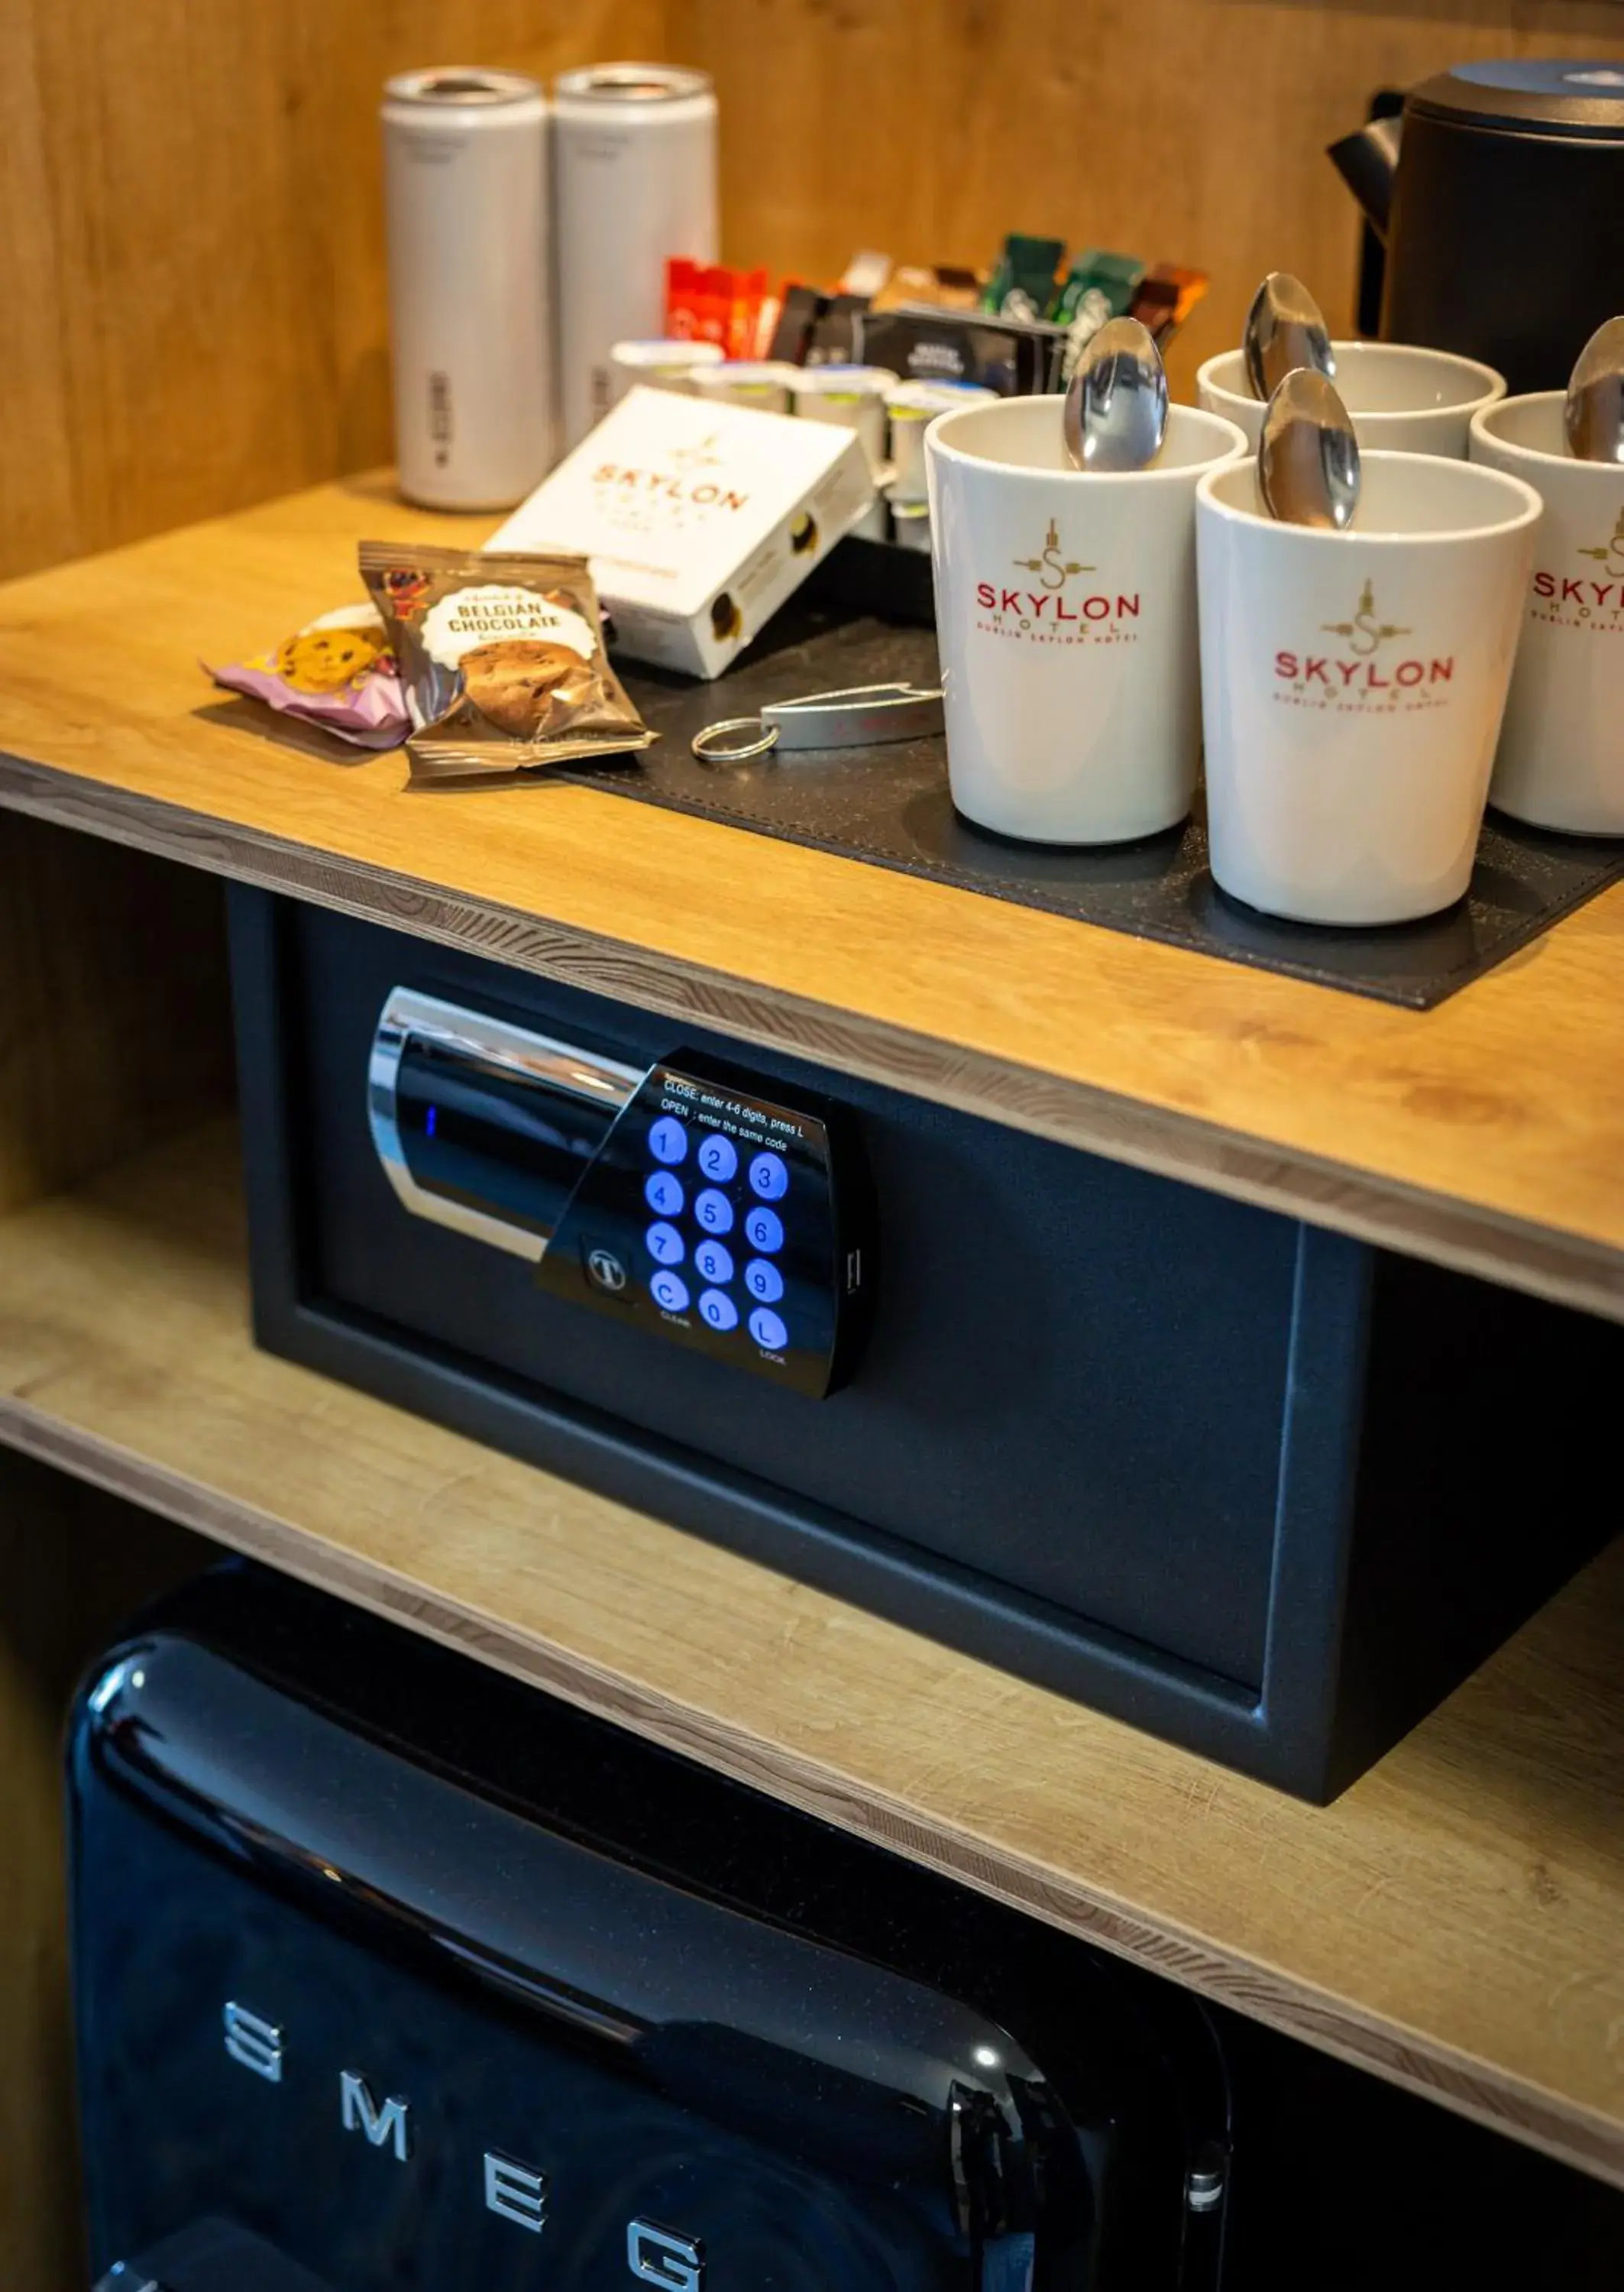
left=71, top=1566, right=1229, bottom=2290
left=70, top=1566, right=1624, bottom=2291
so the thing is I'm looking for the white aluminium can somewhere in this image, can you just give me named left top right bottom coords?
left=553, top=63, right=719, bottom=452
left=381, top=69, right=555, bottom=511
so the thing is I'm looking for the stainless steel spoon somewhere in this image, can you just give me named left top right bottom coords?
left=1062, top=317, right=1169, bottom=472
left=1564, top=316, right=1624, bottom=463
left=1243, top=272, right=1336, bottom=401
left=1258, top=369, right=1361, bottom=529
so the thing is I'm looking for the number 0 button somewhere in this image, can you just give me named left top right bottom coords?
left=699, top=1288, right=739, bottom=1332
left=744, top=1258, right=784, bottom=1303
left=744, top=1203, right=784, bottom=1254
left=695, top=1189, right=734, bottom=1235
left=749, top=1151, right=789, bottom=1200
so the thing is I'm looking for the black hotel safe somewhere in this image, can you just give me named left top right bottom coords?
left=70, top=1567, right=1624, bottom=2290
left=228, top=890, right=1618, bottom=1798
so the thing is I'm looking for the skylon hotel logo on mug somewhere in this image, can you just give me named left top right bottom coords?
left=1273, top=580, right=1455, bottom=714
left=1529, top=510, right=1624, bottom=633
left=973, top=518, right=1141, bottom=646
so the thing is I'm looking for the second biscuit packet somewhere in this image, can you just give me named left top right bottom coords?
left=360, top=540, right=654, bottom=780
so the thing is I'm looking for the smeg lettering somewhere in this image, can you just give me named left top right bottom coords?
left=222, top=2002, right=702, bottom=2280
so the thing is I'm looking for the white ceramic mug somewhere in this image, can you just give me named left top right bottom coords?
left=1197, top=342, right=1506, bottom=459
left=1196, top=452, right=1542, bottom=925
left=1470, top=393, right=1624, bottom=837
left=925, top=397, right=1246, bottom=843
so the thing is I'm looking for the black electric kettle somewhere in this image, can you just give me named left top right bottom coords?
left=1330, top=59, right=1624, bottom=393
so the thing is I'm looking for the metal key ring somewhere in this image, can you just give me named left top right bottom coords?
left=691, top=716, right=780, bottom=766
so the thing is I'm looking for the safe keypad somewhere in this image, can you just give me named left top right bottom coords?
left=532, top=1047, right=868, bottom=1398
left=642, top=1115, right=792, bottom=1358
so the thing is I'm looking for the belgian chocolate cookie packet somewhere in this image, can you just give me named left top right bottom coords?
left=359, top=541, right=654, bottom=779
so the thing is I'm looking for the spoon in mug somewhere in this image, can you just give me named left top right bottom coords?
left=1258, top=368, right=1361, bottom=529
left=1564, top=316, right=1624, bottom=463
left=1062, top=317, right=1169, bottom=472
left=1244, top=273, right=1336, bottom=401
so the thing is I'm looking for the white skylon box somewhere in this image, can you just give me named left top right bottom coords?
left=487, top=386, right=875, bottom=678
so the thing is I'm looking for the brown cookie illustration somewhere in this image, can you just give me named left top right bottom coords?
left=460, top=639, right=598, bottom=737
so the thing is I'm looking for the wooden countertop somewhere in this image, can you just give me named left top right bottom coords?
left=2, top=1117, right=1622, bottom=2187
left=0, top=477, right=1619, bottom=1319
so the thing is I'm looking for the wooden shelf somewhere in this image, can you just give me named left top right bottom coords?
left=0, top=478, right=1620, bottom=1320
left=2, top=1118, right=1622, bottom=2187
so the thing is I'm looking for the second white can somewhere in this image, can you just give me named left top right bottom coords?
left=552, top=63, right=720, bottom=452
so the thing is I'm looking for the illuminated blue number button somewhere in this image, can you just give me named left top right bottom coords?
left=694, top=1239, right=733, bottom=1286
left=649, top=1117, right=688, bottom=1166
left=749, top=1306, right=789, bottom=1353
left=744, top=1204, right=784, bottom=1254
left=644, top=1170, right=684, bottom=1217
left=744, top=1258, right=784, bottom=1303
left=697, top=1133, right=738, bottom=1182
left=699, top=1288, right=739, bottom=1332
left=749, top=1151, right=789, bottom=1200
left=694, top=1188, right=734, bottom=1235
left=649, top=1270, right=689, bottom=1313
left=645, top=1221, right=684, bottom=1266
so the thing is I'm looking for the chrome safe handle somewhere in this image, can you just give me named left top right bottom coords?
left=367, top=986, right=643, bottom=1262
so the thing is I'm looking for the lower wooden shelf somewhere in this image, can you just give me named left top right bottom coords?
left=2, top=1118, right=1622, bottom=2187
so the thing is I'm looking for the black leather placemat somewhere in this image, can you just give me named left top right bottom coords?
left=565, top=594, right=1623, bottom=1010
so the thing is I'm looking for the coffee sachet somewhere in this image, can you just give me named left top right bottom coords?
left=359, top=541, right=653, bottom=779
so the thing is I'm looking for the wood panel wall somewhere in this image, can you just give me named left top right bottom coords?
left=2, top=0, right=1622, bottom=582
left=0, top=0, right=669, bottom=580
left=694, top=0, right=1624, bottom=393
left=0, top=817, right=236, bottom=1217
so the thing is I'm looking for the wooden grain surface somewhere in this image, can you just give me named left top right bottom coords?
left=1, top=1117, right=1622, bottom=2186
left=0, top=1449, right=209, bottom=2289
left=0, top=478, right=1620, bottom=1318
left=0, top=814, right=235, bottom=1216
left=5, top=0, right=1622, bottom=581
